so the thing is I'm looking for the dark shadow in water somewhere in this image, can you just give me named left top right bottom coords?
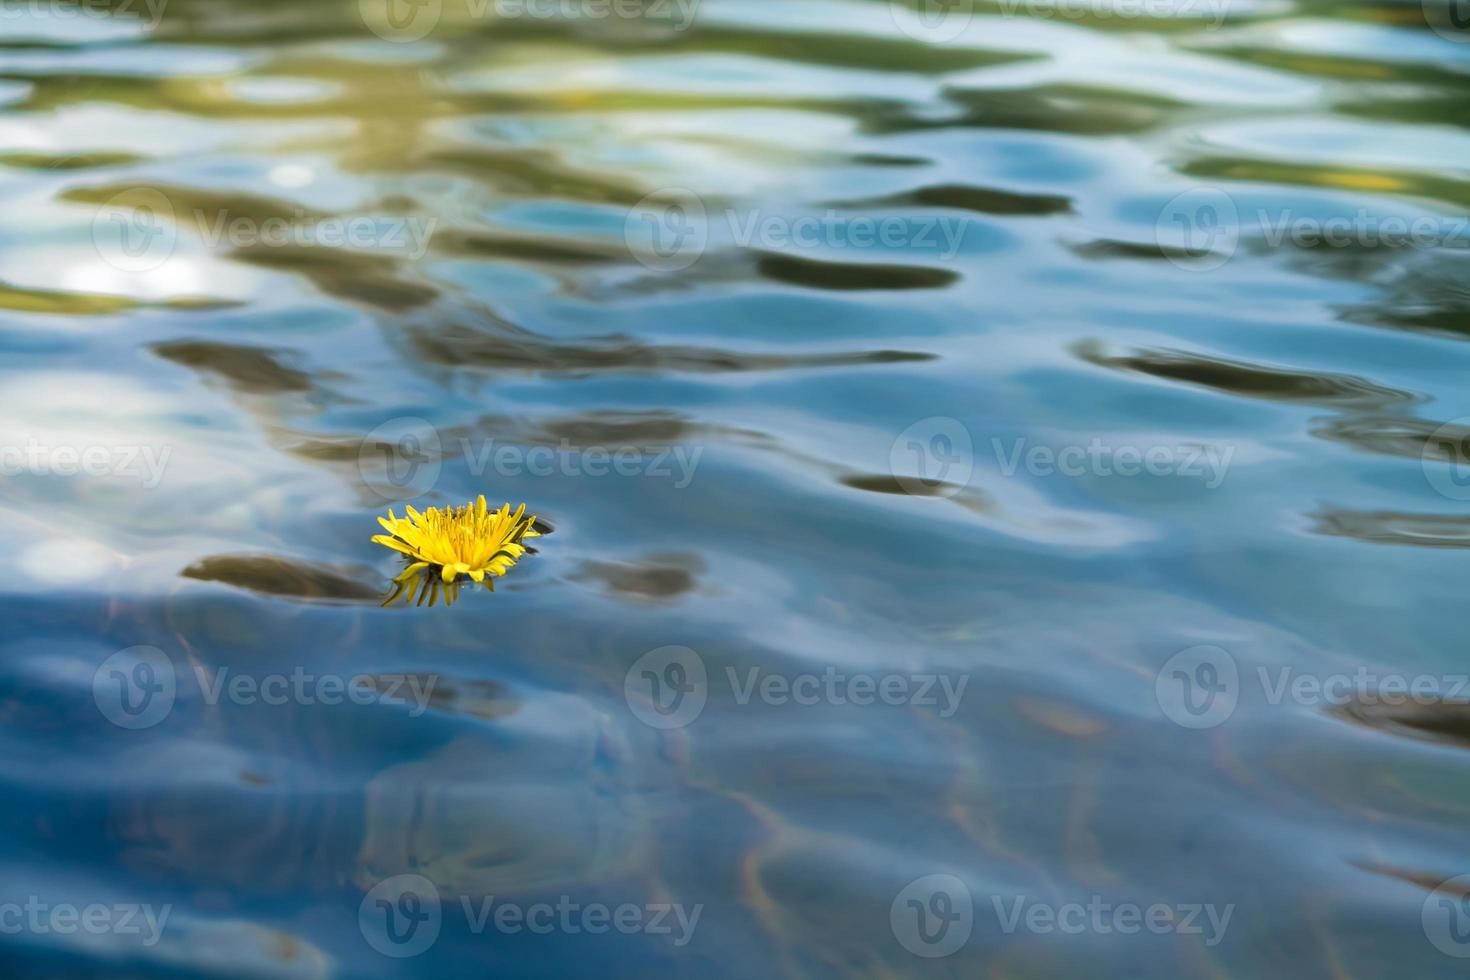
left=1311, top=509, right=1470, bottom=548
left=569, top=553, right=706, bottom=603
left=152, top=340, right=315, bottom=395
left=840, top=473, right=965, bottom=498
left=829, top=184, right=1072, bottom=216
left=1332, top=698, right=1470, bottom=750
left=433, top=228, right=623, bottom=266
left=1068, top=239, right=1217, bottom=263
left=410, top=677, right=518, bottom=721
left=1220, top=237, right=1470, bottom=343
left=0, top=280, right=139, bottom=316
left=1314, top=416, right=1467, bottom=463
left=1338, top=259, right=1470, bottom=340
left=182, top=555, right=382, bottom=601
left=868, top=83, right=1185, bottom=136
left=62, top=181, right=330, bottom=225
left=409, top=318, right=935, bottom=375
left=1179, top=155, right=1470, bottom=211
left=232, top=244, right=437, bottom=311
left=417, top=148, right=648, bottom=206
left=1357, top=861, right=1468, bottom=898
left=681, top=22, right=1040, bottom=75
left=506, top=409, right=774, bottom=453
left=519, top=410, right=711, bottom=446
left=1075, top=340, right=1421, bottom=410
left=755, top=253, right=958, bottom=291
left=0, top=151, right=145, bottom=170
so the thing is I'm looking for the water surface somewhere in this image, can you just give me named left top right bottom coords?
left=3, top=0, right=1470, bottom=976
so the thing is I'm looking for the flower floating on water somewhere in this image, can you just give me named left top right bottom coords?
left=372, top=496, right=541, bottom=606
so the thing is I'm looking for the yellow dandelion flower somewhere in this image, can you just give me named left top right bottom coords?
left=372, top=495, right=541, bottom=607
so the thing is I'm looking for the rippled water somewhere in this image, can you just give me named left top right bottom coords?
left=4, top=0, right=1470, bottom=976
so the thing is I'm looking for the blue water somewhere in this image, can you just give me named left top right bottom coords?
left=3, top=0, right=1470, bottom=976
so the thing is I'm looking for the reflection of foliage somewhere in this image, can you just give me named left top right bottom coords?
left=1338, top=257, right=1470, bottom=339
left=1311, top=509, right=1470, bottom=549
left=1074, top=340, right=1418, bottom=410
